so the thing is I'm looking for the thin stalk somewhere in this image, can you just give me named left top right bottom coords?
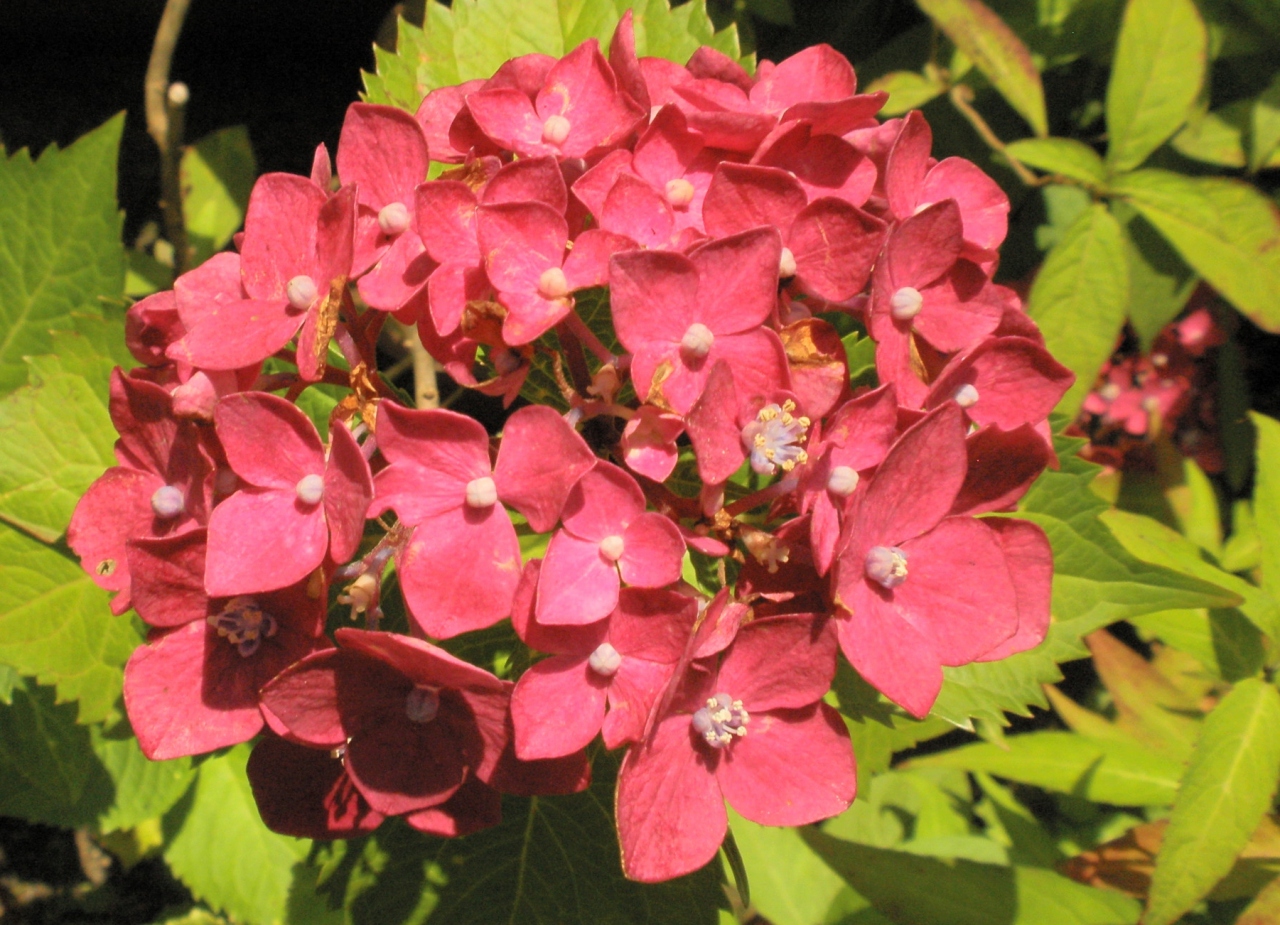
left=144, top=0, right=194, bottom=274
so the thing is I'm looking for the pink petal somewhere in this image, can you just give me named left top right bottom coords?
left=619, top=513, right=685, bottom=588
left=884, top=110, right=932, bottom=221
left=535, top=40, right=644, bottom=158
left=610, top=249, right=697, bottom=354
left=600, top=174, right=674, bottom=248
left=926, top=336, right=1074, bottom=430
left=427, top=262, right=488, bottom=336
left=170, top=298, right=302, bottom=371
left=510, top=654, right=608, bottom=759
left=609, top=587, right=701, bottom=663
left=561, top=462, right=643, bottom=541
left=336, top=103, right=430, bottom=209
left=711, top=327, right=791, bottom=416
left=344, top=707, right=468, bottom=816
left=478, top=201, right=567, bottom=295
left=884, top=198, right=964, bottom=290
left=921, top=157, right=1010, bottom=252
left=702, top=164, right=806, bottom=239
left=632, top=105, right=704, bottom=189
left=718, top=703, right=855, bottom=825
left=215, top=392, right=324, bottom=489
left=691, top=227, right=783, bottom=335
left=493, top=405, right=596, bottom=533
left=127, top=529, right=209, bottom=627
left=498, top=289, right=574, bottom=345
left=910, top=266, right=1004, bottom=354
left=950, top=423, right=1056, bottom=517
left=205, top=489, right=327, bottom=596
left=67, top=467, right=162, bottom=593
left=536, top=530, right=620, bottom=625
left=336, top=627, right=509, bottom=692
left=616, top=715, right=727, bottom=883
left=750, top=44, right=857, bottom=110
left=415, top=81, right=485, bottom=162
left=356, top=230, right=435, bottom=312
left=415, top=181, right=480, bottom=265
left=685, top=360, right=745, bottom=484
left=837, top=593, right=942, bottom=718
left=563, top=228, right=630, bottom=289
left=324, top=422, right=374, bottom=564
left=789, top=199, right=885, bottom=301
left=718, top=615, right=837, bottom=712
left=368, top=403, right=489, bottom=522
left=510, top=559, right=606, bottom=655
left=608, top=10, right=648, bottom=109
left=466, top=87, right=545, bottom=155
left=621, top=406, right=683, bottom=482
left=603, top=656, right=674, bottom=748
left=483, top=154, right=569, bottom=212
left=259, top=648, right=348, bottom=747
left=240, top=173, right=327, bottom=300
left=975, top=518, right=1052, bottom=661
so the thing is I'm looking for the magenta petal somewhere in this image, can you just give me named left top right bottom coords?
left=752, top=44, right=857, bottom=109
left=536, top=530, right=620, bottom=625
left=427, top=262, right=487, bottom=336
left=884, top=110, right=932, bottom=221
left=466, top=87, right=545, bottom=154
left=702, top=164, right=807, bottom=239
left=127, top=530, right=208, bottom=627
left=619, top=513, right=684, bottom=588
left=240, top=173, right=327, bottom=300
left=621, top=407, right=683, bottom=482
left=951, top=423, right=1056, bottom=517
left=397, top=506, right=521, bottom=638
left=405, top=776, right=503, bottom=837
left=258, top=648, right=348, bottom=748
left=324, top=423, right=374, bottom=564
left=216, top=393, right=324, bottom=489
left=885, top=199, right=964, bottom=290
left=718, top=615, right=836, bottom=712
left=369, top=403, right=489, bottom=521
left=499, top=290, right=573, bottom=345
left=603, top=657, right=673, bottom=749
left=483, top=155, right=569, bottom=212
left=415, top=81, right=484, bottom=162
left=68, top=467, right=162, bottom=592
left=711, top=328, right=791, bottom=416
left=690, top=227, right=783, bottom=335
left=337, top=628, right=508, bottom=693
left=975, top=518, right=1052, bottom=661
left=609, top=588, right=701, bottom=663
left=616, top=715, right=726, bottom=883
left=561, top=462, right=643, bottom=541
left=493, top=405, right=596, bottom=533
left=336, top=103, right=429, bottom=209
left=600, top=173, right=674, bottom=248
left=356, top=230, right=434, bottom=312
left=632, top=105, right=703, bottom=188
left=563, top=228, right=630, bottom=289
left=415, top=181, right=480, bottom=265
left=205, top=490, right=328, bottom=596
left=248, top=736, right=385, bottom=839
left=171, top=298, right=302, bottom=371
left=510, top=655, right=607, bottom=759
left=926, top=336, right=1074, bottom=430
left=685, top=360, right=745, bottom=485
left=921, top=157, right=1009, bottom=252
left=718, top=703, right=855, bottom=825
left=788, top=199, right=885, bottom=301
left=837, top=593, right=942, bottom=718
left=478, top=201, right=567, bottom=294
left=344, top=709, right=468, bottom=816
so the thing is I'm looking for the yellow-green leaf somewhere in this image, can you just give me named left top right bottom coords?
left=1006, top=137, right=1107, bottom=187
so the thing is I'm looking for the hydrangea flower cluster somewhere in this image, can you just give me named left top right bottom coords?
left=70, top=17, right=1074, bottom=883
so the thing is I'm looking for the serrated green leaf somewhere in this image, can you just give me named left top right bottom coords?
left=93, top=722, right=196, bottom=833
left=0, top=355, right=116, bottom=543
left=1251, top=412, right=1280, bottom=604
left=1110, top=202, right=1197, bottom=352
left=1145, top=679, right=1280, bottom=925
left=929, top=438, right=1240, bottom=729
left=1005, top=137, right=1107, bottom=186
left=1104, top=0, right=1207, bottom=172
left=164, top=744, right=312, bottom=925
left=0, top=522, right=142, bottom=722
left=916, top=0, right=1048, bottom=136
left=363, top=0, right=746, bottom=112
left=865, top=70, right=947, bottom=116
left=1112, top=169, right=1280, bottom=334
left=725, top=808, right=854, bottom=925
left=802, top=831, right=1141, bottom=925
left=0, top=115, right=125, bottom=395
left=911, top=730, right=1183, bottom=806
left=1028, top=204, right=1129, bottom=419
left=181, top=125, right=255, bottom=267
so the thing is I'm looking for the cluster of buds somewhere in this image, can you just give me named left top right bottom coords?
left=70, top=15, right=1074, bottom=882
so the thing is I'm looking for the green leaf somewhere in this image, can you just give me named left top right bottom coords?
left=1238, top=872, right=1280, bottom=925
left=363, top=0, right=747, bottom=112
left=1247, top=73, right=1280, bottom=172
left=92, top=722, right=196, bottom=833
left=1251, top=412, right=1280, bottom=604
left=1005, top=138, right=1107, bottom=187
left=1172, top=99, right=1251, bottom=167
left=181, top=125, right=256, bottom=266
left=1104, top=0, right=1207, bottom=172
left=328, top=752, right=724, bottom=924
left=865, top=70, right=947, bottom=116
left=0, top=663, right=15, bottom=703
left=0, top=115, right=125, bottom=395
left=1111, top=170, right=1280, bottom=334
left=1145, top=679, right=1280, bottom=925
left=1027, top=204, right=1129, bottom=420
left=912, top=730, right=1183, bottom=806
left=725, top=809, right=854, bottom=925
left=1110, top=203, right=1197, bottom=352
left=0, top=523, right=142, bottom=722
left=802, top=831, right=1141, bottom=925
left=0, top=355, right=116, bottom=543
left=915, top=0, right=1048, bottom=136
left=164, top=744, right=312, bottom=925
left=929, top=438, right=1240, bottom=729
left=1221, top=499, right=1262, bottom=574
left=1130, top=608, right=1266, bottom=682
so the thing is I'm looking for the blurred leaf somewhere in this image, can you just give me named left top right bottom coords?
left=1005, top=138, right=1107, bottom=187
left=973, top=772, right=1064, bottom=868
left=1130, top=608, right=1266, bottom=682
left=743, top=0, right=793, bottom=26
left=726, top=808, right=853, bottom=925
left=866, top=70, right=947, bottom=116
left=1035, top=184, right=1093, bottom=252
left=0, top=522, right=142, bottom=723
left=1028, top=203, right=1129, bottom=420
left=1145, top=679, right=1280, bottom=925
left=1221, top=499, right=1261, bottom=574
left=1247, top=73, right=1280, bottom=172
left=1251, top=412, right=1280, bottom=604
left=126, top=249, right=171, bottom=297
left=1110, top=203, right=1197, bottom=352
left=0, top=663, right=15, bottom=703
left=164, top=744, right=312, bottom=925
left=364, top=0, right=747, bottom=111
left=93, top=722, right=196, bottom=833
left=1104, top=0, right=1207, bottom=172
left=833, top=662, right=953, bottom=775
left=1112, top=170, right=1280, bottom=335
left=181, top=125, right=255, bottom=266
left=916, top=0, right=1048, bottom=135
left=0, top=114, right=124, bottom=395
left=1230, top=0, right=1280, bottom=34
left=0, top=355, right=115, bottom=543
left=911, top=730, right=1183, bottom=806
left=1165, top=456, right=1223, bottom=557
left=841, top=331, right=878, bottom=385
left=1238, top=872, right=1280, bottom=925
left=803, top=831, right=1141, bottom=924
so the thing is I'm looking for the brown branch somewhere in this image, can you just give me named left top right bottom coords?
left=145, top=0, right=194, bottom=274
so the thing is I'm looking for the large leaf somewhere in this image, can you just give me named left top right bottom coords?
left=1027, top=204, right=1129, bottom=420
left=363, top=0, right=747, bottom=112
left=323, top=751, right=724, bottom=924
left=928, top=438, right=1240, bottom=729
left=0, top=115, right=125, bottom=395
left=1104, top=0, right=1207, bottom=173
left=1110, top=203, right=1197, bottom=352
left=1251, top=412, right=1280, bottom=605
left=1145, top=679, right=1280, bottom=925
left=1111, top=170, right=1280, bottom=334
left=0, top=355, right=115, bottom=543
left=163, top=744, right=313, bottom=925
left=911, top=731, right=1182, bottom=806
left=181, top=125, right=256, bottom=267
left=803, top=831, right=1141, bottom=925
left=1004, top=138, right=1107, bottom=187
left=915, top=0, right=1048, bottom=136
left=0, top=522, right=142, bottom=722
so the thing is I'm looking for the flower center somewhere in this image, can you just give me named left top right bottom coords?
left=377, top=201, right=411, bottom=236
left=542, top=114, right=571, bottom=146
left=691, top=692, right=749, bottom=749
left=826, top=465, right=859, bottom=497
left=778, top=246, right=797, bottom=279
left=680, top=323, right=714, bottom=360
left=599, top=534, right=625, bottom=562
left=150, top=485, right=185, bottom=519
left=865, top=545, right=909, bottom=590
left=953, top=384, right=979, bottom=408
left=588, top=642, right=622, bottom=677
left=286, top=275, right=318, bottom=310
left=538, top=266, right=570, bottom=300
left=207, top=596, right=278, bottom=657
left=465, top=476, right=498, bottom=508
left=889, top=286, right=923, bottom=321
left=743, top=400, right=810, bottom=475
left=665, top=178, right=695, bottom=208
left=296, top=474, right=325, bottom=505
left=405, top=686, right=440, bottom=723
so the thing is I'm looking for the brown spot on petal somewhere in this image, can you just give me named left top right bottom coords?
left=95, top=559, right=117, bottom=577
left=645, top=359, right=677, bottom=412
left=310, top=276, right=348, bottom=375
left=440, top=159, right=495, bottom=192
left=460, top=300, right=509, bottom=348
